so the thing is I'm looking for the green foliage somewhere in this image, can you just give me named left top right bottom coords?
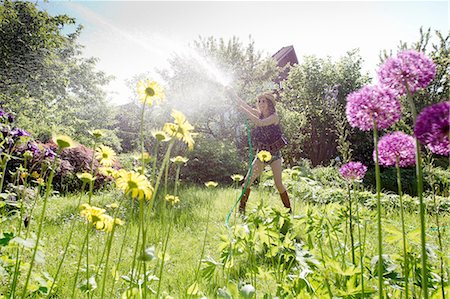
left=157, top=36, right=279, bottom=156
left=281, top=50, right=371, bottom=166
left=0, top=0, right=117, bottom=146
left=181, top=135, right=246, bottom=184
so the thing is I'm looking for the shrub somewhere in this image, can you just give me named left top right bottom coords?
left=180, top=136, right=246, bottom=184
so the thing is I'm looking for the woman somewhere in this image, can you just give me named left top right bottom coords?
left=227, top=87, right=291, bottom=214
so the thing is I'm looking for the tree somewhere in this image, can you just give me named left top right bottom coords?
left=158, top=36, right=279, bottom=146
left=280, top=50, right=371, bottom=166
left=0, top=0, right=117, bottom=148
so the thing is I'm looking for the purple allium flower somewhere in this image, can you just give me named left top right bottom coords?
left=339, top=162, right=368, bottom=181
left=0, top=109, right=5, bottom=118
left=375, top=132, right=416, bottom=167
left=44, top=148, right=56, bottom=160
left=346, top=85, right=401, bottom=131
left=378, top=50, right=436, bottom=96
left=414, top=101, right=450, bottom=156
left=10, top=128, right=30, bottom=139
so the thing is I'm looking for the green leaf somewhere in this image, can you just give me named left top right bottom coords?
left=187, top=281, right=199, bottom=295
left=0, top=232, right=14, bottom=246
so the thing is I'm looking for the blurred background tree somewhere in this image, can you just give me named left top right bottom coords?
left=0, top=0, right=120, bottom=149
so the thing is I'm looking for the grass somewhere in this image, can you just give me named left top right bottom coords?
left=1, top=184, right=449, bottom=298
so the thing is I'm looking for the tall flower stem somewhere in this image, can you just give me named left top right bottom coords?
left=372, top=120, right=384, bottom=299
left=0, top=151, right=11, bottom=192
left=99, top=216, right=119, bottom=299
left=405, top=86, right=428, bottom=299
left=431, top=184, right=446, bottom=299
left=139, top=98, right=148, bottom=299
left=346, top=183, right=356, bottom=265
left=156, top=207, right=174, bottom=298
left=85, top=139, right=98, bottom=299
left=395, top=160, right=409, bottom=299
left=47, top=182, right=87, bottom=298
left=354, top=182, right=365, bottom=299
left=174, top=164, right=181, bottom=196
left=71, top=232, right=87, bottom=299
left=151, top=140, right=159, bottom=185
left=21, top=150, right=59, bottom=298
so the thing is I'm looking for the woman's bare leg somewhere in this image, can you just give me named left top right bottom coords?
left=271, top=158, right=291, bottom=211
left=270, top=159, right=286, bottom=193
left=239, top=158, right=265, bottom=214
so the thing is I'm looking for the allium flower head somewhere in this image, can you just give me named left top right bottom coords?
left=116, top=170, right=153, bottom=201
left=346, top=85, right=401, bottom=131
left=136, top=79, right=165, bottom=106
left=375, top=132, right=416, bottom=167
left=95, top=145, right=116, bottom=167
left=339, top=162, right=368, bottom=182
left=204, top=181, right=218, bottom=188
left=378, top=50, right=436, bottom=96
left=257, top=150, right=272, bottom=162
left=414, top=101, right=450, bottom=156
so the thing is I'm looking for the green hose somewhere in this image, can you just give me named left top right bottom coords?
left=225, top=119, right=253, bottom=227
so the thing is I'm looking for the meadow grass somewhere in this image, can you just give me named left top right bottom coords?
left=2, top=184, right=448, bottom=298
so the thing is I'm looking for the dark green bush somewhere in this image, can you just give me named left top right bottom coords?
left=180, top=136, right=247, bottom=185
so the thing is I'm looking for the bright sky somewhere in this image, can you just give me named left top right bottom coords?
left=39, top=1, right=449, bottom=105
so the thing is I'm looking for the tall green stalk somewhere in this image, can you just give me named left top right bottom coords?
left=346, top=184, right=356, bottom=265
left=405, top=86, right=428, bottom=299
left=21, top=150, right=59, bottom=298
left=372, top=120, right=384, bottom=299
left=139, top=98, right=148, bottom=299
left=156, top=207, right=174, bottom=298
left=47, top=182, right=87, bottom=297
left=395, top=159, right=409, bottom=298
left=354, top=182, right=365, bottom=299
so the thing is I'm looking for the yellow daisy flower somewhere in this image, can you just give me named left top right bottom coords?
left=231, top=174, right=244, bottom=182
left=95, top=145, right=116, bottom=167
left=136, top=79, right=165, bottom=106
left=163, top=110, right=196, bottom=150
left=80, top=203, right=106, bottom=224
left=115, top=170, right=153, bottom=201
left=106, top=202, right=119, bottom=209
left=54, top=135, right=75, bottom=149
left=257, top=150, right=272, bottom=163
left=151, top=130, right=171, bottom=142
left=165, top=194, right=180, bottom=206
left=99, top=166, right=118, bottom=178
left=96, top=214, right=124, bottom=232
left=89, top=129, right=104, bottom=139
left=170, top=156, right=189, bottom=165
left=76, top=172, right=96, bottom=183
left=204, top=181, right=218, bottom=188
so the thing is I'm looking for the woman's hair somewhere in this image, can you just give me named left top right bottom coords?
left=258, top=92, right=276, bottom=116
